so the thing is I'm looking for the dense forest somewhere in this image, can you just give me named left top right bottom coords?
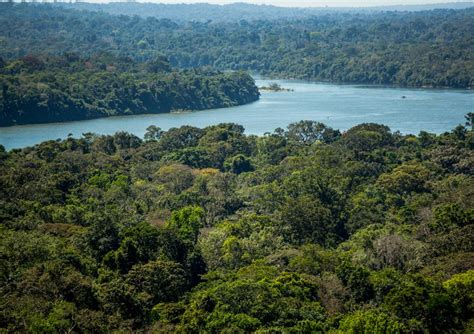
left=56, top=2, right=474, bottom=22
left=0, top=2, right=473, bottom=332
left=0, top=117, right=473, bottom=332
left=0, top=54, right=259, bottom=126
left=1, top=4, right=473, bottom=88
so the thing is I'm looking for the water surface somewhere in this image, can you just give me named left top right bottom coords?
left=1, top=79, right=472, bottom=150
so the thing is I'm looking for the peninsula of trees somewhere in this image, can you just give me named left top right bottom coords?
left=0, top=55, right=259, bottom=126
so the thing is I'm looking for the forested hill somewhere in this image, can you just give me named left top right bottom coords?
left=1, top=4, right=473, bottom=88
left=55, top=2, right=474, bottom=22
left=0, top=118, right=473, bottom=332
left=0, top=55, right=259, bottom=126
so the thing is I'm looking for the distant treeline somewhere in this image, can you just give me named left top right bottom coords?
left=58, top=2, right=474, bottom=22
left=0, top=54, right=259, bottom=126
left=0, top=4, right=473, bottom=88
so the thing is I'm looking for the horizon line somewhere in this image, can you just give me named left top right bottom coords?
left=3, top=1, right=474, bottom=9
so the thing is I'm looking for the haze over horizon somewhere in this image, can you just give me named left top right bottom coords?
left=77, top=0, right=473, bottom=8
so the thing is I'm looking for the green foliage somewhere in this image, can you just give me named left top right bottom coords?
left=0, top=55, right=259, bottom=126
left=166, top=206, right=204, bottom=245
left=224, top=154, right=254, bottom=174
left=144, top=125, right=164, bottom=142
left=0, top=6, right=472, bottom=330
left=179, top=263, right=324, bottom=332
left=281, top=195, right=335, bottom=246
left=1, top=4, right=472, bottom=88
left=286, top=120, right=341, bottom=145
left=199, top=215, right=285, bottom=270
left=342, top=123, right=394, bottom=152
left=0, top=119, right=472, bottom=332
left=383, top=276, right=458, bottom=332
left=377, top=163, right=431, bottom=195
left=337, top=261, right=374, bottom=303
left=432, top=203, right=474, bottom=231
left=29, top=301, right=77, bottom=333
left=444, top=270, right=474, bottom=320
left=338, top=309, right=407, bottom=334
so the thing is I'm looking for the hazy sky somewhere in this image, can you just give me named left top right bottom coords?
left=116, top=1, right=471, bottom=7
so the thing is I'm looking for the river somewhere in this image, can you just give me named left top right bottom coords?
left=1, top=79, right=472, bottom=150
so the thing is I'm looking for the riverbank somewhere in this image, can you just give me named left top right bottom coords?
left=1, top=79, right=472, bottom=150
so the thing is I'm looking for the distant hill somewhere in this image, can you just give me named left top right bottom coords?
left=56, top=2, right=328, bottom=22
left=1, top=4, right=472, bottom=88
left=53, top=2, right=474, bottom=22
left=368, top=2, right=474, bottom=11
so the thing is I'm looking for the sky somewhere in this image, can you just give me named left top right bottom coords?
left=122, top=1, right=471, bottom=7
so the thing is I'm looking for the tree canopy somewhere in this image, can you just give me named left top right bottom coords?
left=0, top=118, right=472, bottom=332
left=0, top=54, right=259, bottom=126
left=1, top=4, right=472, bottom=88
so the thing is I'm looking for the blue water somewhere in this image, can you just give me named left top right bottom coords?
left=0, top=79, right=472, bottom=150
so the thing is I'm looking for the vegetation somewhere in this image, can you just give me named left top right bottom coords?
left=56, top=2, right=328, bottom=22
left=260, top=83, right=293, bottom=92
left=0, top=118, right=472, bottom=332
left=1, top=4, right=473, bottom=88
left=0, top=2, right=472, bottom=332
left=0, top=54, right=259, bottom=126
left=56, top=2, right=474, bottom=23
